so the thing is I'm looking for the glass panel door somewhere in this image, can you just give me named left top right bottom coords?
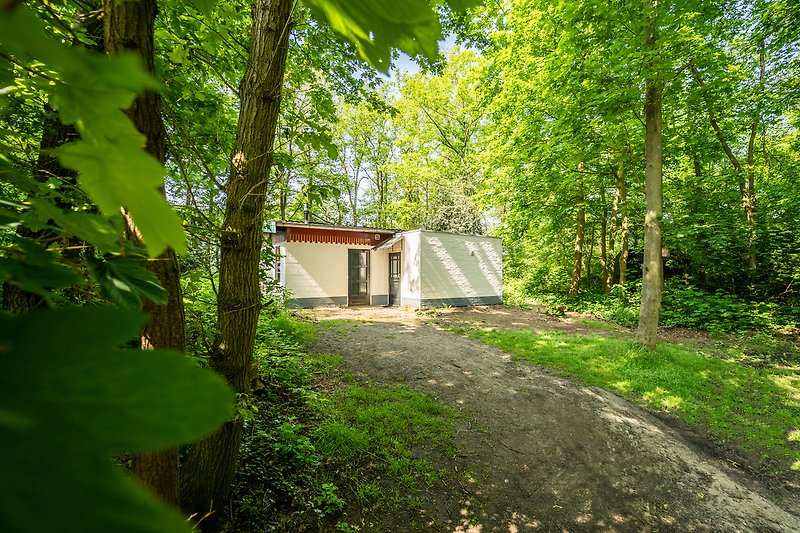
left=348, top=249, right=369, bottom=306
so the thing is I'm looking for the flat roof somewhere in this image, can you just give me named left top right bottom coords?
left=275, top=221, right=397, bottom=234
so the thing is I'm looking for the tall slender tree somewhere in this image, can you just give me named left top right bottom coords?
left=636, top=0, right=665, bottom=349
left=180, top=0, right=294, bottom=521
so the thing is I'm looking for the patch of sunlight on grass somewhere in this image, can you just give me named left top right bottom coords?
left=771, top=374, right=800, bottom=400
left=577, top=318, right=617, bottom=331
left=642, top=387, right=684, bottom=411
left=788, top=429, right=800, bottom=443
left=792, top=460, right=800, bottom=472
left=466, top=326, right=800, bottom=474
left=611, top=380, right=633, bottom=394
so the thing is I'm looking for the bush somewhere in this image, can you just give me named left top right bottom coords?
left=660, top=279, right=773, bottom=332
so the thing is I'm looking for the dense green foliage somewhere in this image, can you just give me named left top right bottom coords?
left=221, top=314, right=459, bottom=532
left=515, top=279, right=800, bottom=333
left=454, top=326, right=800, bottom=473
left=1, top=0, right=476, bottom=530
left=3, top=0, right=799, bottom=528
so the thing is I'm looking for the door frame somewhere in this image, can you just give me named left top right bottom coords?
left=347, top=248, right=370, bottom=306
left=388, top=252, right=401, bottom=306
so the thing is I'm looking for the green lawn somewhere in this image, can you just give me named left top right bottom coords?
left=452, top=326, right=800, bottom=473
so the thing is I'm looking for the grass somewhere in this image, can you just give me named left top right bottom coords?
left=314, top=381, right=458, bottom=498
left=576, top=318, right=619, bottom=331
left=455, top=326, right=800, bottom=474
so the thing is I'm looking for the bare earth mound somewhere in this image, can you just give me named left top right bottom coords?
left=309, top=306, right=800, bottom=532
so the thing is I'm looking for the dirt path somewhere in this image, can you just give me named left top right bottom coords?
left=309, top=306, right=800, bottom=532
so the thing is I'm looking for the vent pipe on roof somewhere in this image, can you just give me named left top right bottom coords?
left=303, top=203, right=310, bottom=224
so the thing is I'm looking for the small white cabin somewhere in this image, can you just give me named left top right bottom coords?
left=266, top=222, right=502, bottom=309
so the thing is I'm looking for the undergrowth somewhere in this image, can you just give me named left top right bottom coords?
left=220, top=311, right=459, bottom=532
left=452, top=326, right=800, bottom=475
left=509, top=278, right=799, bottom=333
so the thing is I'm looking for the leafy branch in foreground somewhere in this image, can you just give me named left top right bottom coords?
left=0, top=307, right=233, bottom=532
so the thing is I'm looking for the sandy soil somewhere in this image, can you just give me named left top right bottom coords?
left=308, top=305, right=800, bottom=532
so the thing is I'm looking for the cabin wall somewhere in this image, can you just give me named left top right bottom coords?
left=278, top=240, right=389, bottom=308
left=370, top=249, right=389, bottom=306
left=400, top=230, right=421, bottom=308
left=418, top=231, right=502, bottom=308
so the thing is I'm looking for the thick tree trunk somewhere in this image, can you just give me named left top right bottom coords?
left=569, top=178, right=585, bottom=296
left=104, top=0, right=184, bottom=508
left=180, top=0, right=293, bottom=524
left=637, top=60, right=664, bottom=347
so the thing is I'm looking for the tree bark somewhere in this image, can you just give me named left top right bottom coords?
left=180, top=0, right=293, bottom=524
left=600, top=188, right=609, bottom=293
left=104, top=0, right=185, bottom=508
left=690, top=56, right=762, bottom=278
left=617, top=152, right=630, bottom=286
left=637, top=11, right=664, bottom=349
left=568, top=177, right=585, bottom=296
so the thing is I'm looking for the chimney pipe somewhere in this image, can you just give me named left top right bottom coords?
left=303, top=203, right=310, bottom=224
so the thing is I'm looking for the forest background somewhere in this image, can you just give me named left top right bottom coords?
left=1, top=0, right=799, bottom=531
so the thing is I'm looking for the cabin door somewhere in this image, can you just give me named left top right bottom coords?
left=348, top=249, right=369, bottom=306
left=388, top=253, right=401, bottom=306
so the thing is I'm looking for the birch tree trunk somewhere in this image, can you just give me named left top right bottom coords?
left=180, top=0, right=293, bottom=523
left=637, top=8, right=664, bottom=349
left=104, top=0, right=185, bottom=507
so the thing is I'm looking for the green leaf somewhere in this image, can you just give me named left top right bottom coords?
left=0, top=306, right=233, bottom=531
left=302, top=0, right=443, bottom=72
left=27, top=199, right=121, bottom=252
left=0, top=306, right=234, bottom=450
left=168, top=45, right=188, bottom=65
left=0, top=238, right=82, bottom=298
left=1, top=432, right=191, bottom=533
left=56, top=140, right=187, bottom=257
left=87, top=256, right=168, bottom=308
left=191, top=0, right=217, bottom=17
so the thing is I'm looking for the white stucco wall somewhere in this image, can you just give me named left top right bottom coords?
left=400, top=230, right=421, bottom=306
left=281, top=242, right=348, bottom=300
left=279, top=240, right=392, bottom=306
left=419, top=231, right=502, bottom=304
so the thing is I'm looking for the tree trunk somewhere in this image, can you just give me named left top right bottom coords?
left=568, top=178, right=585, bottom=296
left=744, top=44, right=765, bottom=282
left=609, top=147, right=631, bottom=287
left=104, top=0, right=184, bottom=508
left=585, top=223, right=594, bottom=285
left=180, top=0, right=293, bottom=524
left=637, top=14, right=664, bottom=349
left=690, top=56, right=762, bottom=278
left=600, top=189, right=609, bottom=293
left=618, top=148, right=630, bottom=286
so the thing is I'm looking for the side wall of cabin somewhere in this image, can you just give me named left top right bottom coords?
left=418, top=231, right=503, bottom=308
